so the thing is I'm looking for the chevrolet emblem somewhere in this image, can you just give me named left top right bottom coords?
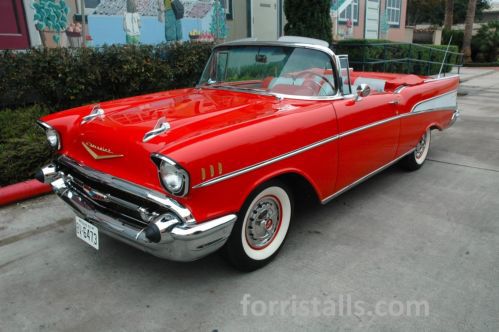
left=82, top=142, right=124, bottom=160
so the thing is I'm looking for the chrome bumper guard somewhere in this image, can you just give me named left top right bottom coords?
left=448, top=109, right=460, bottom=127
left=40, top=157, right=236, bottom=262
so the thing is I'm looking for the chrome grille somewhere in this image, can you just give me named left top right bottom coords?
left=56, top=159, right=169, bottom=229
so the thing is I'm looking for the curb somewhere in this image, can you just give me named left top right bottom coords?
left=0, top=180, right=52, bottom=207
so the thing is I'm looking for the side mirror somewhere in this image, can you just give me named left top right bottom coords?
left=355, top=84, right=371, bottom=101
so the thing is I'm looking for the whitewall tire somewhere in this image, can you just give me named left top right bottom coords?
left=400, top=129, right=431, bottom=171
left=223, top=181, right=293, bottom=271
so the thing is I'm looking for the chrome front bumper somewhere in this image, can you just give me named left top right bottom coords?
left=40, top=157, right=236, bottom=262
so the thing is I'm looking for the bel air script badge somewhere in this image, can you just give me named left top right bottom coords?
left=82, top=142, right=124, bottom=160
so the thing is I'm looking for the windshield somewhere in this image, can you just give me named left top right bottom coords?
left=199, top=45, right=337, bottom=97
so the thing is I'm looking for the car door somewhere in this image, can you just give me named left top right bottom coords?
left=332, top=92, right=401, bottom=192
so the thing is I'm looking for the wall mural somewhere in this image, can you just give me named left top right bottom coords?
left=88, top=0, right=229, bottom=46
left=31, top=0, right=230, bottom=47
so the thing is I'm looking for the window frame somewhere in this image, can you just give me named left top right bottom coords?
left=385, top=0, right=402, bottom=27
left=220, top=0, right=233, bottom=20
left=338, top=0, right=359, bottom=25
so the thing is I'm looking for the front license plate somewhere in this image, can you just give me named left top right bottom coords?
left=75, top=216, right=99, bottom=250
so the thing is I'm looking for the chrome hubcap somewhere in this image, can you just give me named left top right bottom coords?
left=245, top=196, right=281, bottom=249
left=415, top=133, right=427, bottom=159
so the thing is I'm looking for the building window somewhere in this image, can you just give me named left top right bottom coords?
left=338, top=0, right=359, bottom=24
left=386, top=0, right=401, bottom=26
left=220, top=0, right=233, bottom=20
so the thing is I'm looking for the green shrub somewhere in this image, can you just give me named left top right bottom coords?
left=442, top=28, right=464, bottom=49
left=0, top=105, right=53, bottom=186
left=0, top=42, right=213, bottom=110
left=284, top=0, right=332, bottom=43
left=332, top=39, right=460, bottom=75
left=471, top=21, right=499, bottom=63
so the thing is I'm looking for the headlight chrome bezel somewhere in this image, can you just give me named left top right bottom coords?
left=151, top=154, right=190, bottom=197
left=37, top=120, right=61, bottom=150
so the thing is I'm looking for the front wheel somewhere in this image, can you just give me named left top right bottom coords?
left=223, top=181, right=293, bottom=271
left=400, top=128, right=431, bottom=171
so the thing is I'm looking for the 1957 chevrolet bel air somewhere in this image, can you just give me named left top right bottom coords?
left=36, top=37, right=459, bottom=271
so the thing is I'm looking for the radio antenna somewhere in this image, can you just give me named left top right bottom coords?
left=438, top=35, right=453, bottom=79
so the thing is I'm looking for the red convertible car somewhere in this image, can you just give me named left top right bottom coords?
left=36, top=37, right=459, bottom=271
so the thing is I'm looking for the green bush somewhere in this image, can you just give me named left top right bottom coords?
left=284, top=0, right=332, bottom=43
left=442, top=28, right=464, bottom=49
left=0, top=42, right=213, bottom=110
left=0, top=105, right=53, bottom=186
left=332, top=39, right=460, bottom=75
left=470, top=21, right=499, bottom=63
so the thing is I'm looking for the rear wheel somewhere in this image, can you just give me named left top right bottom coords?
left=223, top=181, right=293, bottom=271
left=400, top=129, right=431, bottom=171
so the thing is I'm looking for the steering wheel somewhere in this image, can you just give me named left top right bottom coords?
left=292, top=70, right=335, bottom=96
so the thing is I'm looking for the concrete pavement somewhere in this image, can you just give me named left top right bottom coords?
left=449, top=66, right=498, bottom=82
left=1, top=72, right=498, bottom=331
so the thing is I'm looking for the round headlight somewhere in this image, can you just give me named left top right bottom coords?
left=159, top=159, right=189, bottom=196
left=163, top=172, right=183, bottom=193
left=46, top=128, right=60, bottom=149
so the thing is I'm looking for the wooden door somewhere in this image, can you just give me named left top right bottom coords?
left=0, top=0, right=30, bottom=49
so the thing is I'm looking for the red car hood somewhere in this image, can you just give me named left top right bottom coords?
left=50, top=88, right=278, bottom=191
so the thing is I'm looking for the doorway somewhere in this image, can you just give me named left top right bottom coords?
left=364, top=0, right=380, bottom=39
left=251, top=0, right=279, bottom=40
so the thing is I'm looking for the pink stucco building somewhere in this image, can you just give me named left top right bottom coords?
left=333, top=0, right=412, bottom=41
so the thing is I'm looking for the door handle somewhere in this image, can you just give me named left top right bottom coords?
left=388, top=100, right=399, bottom=105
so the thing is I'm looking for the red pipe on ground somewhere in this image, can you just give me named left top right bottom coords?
left=0, top=180, right=52, bottom=206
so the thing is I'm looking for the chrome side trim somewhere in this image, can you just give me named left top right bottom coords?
left=192, top=134, right=340, bottom=188
left=321, top=148, right=416, bottom=204
left=411, top=90, right=457, bottom=113
left=423, top=75, right=459, bottom=83
left=338, top=114, right=402, bottom=139
left=193, top=95, right=457, bottom=190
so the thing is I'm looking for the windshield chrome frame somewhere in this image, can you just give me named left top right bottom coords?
left=198, top=41, right=349, bottom=101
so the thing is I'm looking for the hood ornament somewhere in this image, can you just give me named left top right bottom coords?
left=82, top=141, right=124, bottom=160
left=81, top=105, right=105, bottom=125
left=143, top=117, right=170, bottom=142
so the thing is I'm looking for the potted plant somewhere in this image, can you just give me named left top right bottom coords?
left=66, top=22, right=82, bottom=47
left=32, top=0, right=70, bottom=47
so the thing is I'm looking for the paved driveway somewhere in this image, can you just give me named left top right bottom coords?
left=1, top=73, right=498, bottom=331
